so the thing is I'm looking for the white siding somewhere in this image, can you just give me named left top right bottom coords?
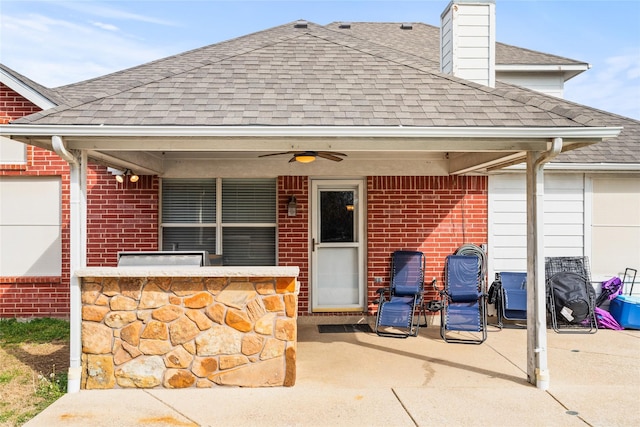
left=440, top=6, right=453, bottom=75
left=497, top=71, right=564, bottom=98
left=0, top=177, right=62, bottom=276
left=590, top=176, right=640, bottom=286
left=440, top=1, right=495, bottom=87
left=488, top=173, right=584, bottom=278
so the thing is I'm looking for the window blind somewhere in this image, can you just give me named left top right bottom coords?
left=222, top=227, right=276, bottom=266
left=222, top=178, right=276, bottom=223
left=162, top=179, right=216, bottom=223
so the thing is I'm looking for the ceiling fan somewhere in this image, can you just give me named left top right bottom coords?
left=258, top=151, right=347, bottom=163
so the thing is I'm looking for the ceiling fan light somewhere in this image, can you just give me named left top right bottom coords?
left=295, top=154, right=316, bottom=163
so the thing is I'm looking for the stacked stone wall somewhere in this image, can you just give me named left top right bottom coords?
left=81, top=275, right=297, bottom=389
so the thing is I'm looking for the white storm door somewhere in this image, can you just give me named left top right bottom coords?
left=311, top=180, right=365, bottom=312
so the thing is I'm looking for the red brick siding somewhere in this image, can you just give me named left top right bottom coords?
left=1, top=83, right=72, bottom=318
left=367, top=176, right=487, bottom=312
left=277, top=176, right=487, bottom=317
left=86, top=170, right=159, bottom=266
left=0, top=277, right=68, bottom=317
left=277, top=176, right=310, bottom=313
left=1, top=83, right=160, bottom=318
left=0, top=83, right=41, bottom=125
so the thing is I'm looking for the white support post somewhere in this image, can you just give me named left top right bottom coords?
left=526, top=137, right=562, bottom=390
left=526, top=151, right=549, bottom=389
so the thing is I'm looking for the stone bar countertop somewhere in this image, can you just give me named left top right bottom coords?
left=76, top=266, right=300, bottom=279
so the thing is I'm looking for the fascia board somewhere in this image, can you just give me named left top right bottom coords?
left=0, top=125, right=623, bottom=140
left=495, top=64, right=590, bottom=72
left=501, top=162, right=640, bottom=172
left=0, top=69, right=57, bottom=110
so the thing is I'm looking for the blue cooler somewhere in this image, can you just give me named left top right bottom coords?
left=609, top=295, right=640, bottom=329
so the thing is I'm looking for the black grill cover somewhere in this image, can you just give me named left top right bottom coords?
left=547, top=272, right=595, bottom=324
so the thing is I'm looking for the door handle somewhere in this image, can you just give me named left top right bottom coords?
left=312, top=238, right=316, bottom=252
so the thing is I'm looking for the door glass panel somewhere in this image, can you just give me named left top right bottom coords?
left=317, top=247, right=359, bottom=305
left=320, top=191, right=354, bottom=243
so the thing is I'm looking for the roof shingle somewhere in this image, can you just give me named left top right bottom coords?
left=7, top=20, right=639, bottom=163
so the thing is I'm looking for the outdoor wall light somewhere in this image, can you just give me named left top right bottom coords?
left=288, top=195, right=297, bottom=217
left=114, top=168, right=139, bottom=183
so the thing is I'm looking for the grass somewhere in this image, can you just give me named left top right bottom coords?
left=0, top=318, right=70, bottom=427
left=0, top=318, right=70, bottom=344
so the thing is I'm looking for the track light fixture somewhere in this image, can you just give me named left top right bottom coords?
left=114, top=169, right=139, bottom=183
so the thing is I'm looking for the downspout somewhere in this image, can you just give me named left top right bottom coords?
left=527, top=137, right=562, bottom=390
left=534, top=137, right=563, bottom=169
left=52, top=135, right=86, bottom=393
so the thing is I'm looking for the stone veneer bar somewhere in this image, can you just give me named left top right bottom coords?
left=75, top=267, right=299, bottom=389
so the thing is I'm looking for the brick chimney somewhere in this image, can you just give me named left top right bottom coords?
left=440, top=0, right=496, bottom=87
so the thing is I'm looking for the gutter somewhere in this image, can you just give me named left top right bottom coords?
left=0, top=124, right=623, bottom=139
left=535, top=137, right=563, bottom=168
left=52, top=135, right=77, bottom=165
left=494, top=162, right=640, bottom=172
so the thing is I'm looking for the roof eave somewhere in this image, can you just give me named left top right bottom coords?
left=0, top=124, right=622, bottom=140
left=0, top=68, right=58, bottom=110
left=495, top=63, right=591, bottom=81
left=500, top=162, right=640, bottom=172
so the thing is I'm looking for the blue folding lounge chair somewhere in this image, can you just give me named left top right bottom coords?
left=375, top=251, right=426, bottom=338
left=440, top=255, right=487, bottom=344
left=493, top=272, right=527, bottom=328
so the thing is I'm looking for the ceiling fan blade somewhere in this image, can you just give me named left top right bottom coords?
left=258, top=151, right=307, bottom=158
left=317, top=152, right=345, bottom=162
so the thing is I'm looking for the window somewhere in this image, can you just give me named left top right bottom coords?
left=0, top=177, right=61, bottom=276
left=161, top=178, right=276, bottom=266
left=0, top=136, right=27, bottom=164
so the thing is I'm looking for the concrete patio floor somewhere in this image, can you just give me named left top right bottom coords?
left=25, top=318, right=640, bottom=427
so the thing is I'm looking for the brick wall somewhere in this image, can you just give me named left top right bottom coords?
left=367, top=176, right=488, bottom=311
left=276, top=176, right=488, bottom=316
left=0, top=277, right=68, bottom=317
left=1, top=83, right=160, bottom=318
left=277, top=176, right=310, bottom=313
left=0, top=83, right=41, bottom=125
left=1, top=83, right=72, bottom=318
left=86, top=170, right=159, bottom=267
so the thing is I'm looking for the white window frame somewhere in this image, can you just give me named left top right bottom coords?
left=160, top=178, right=277, bottom=265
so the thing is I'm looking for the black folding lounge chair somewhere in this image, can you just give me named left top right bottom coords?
left=491, top=272, right=527, bottom=328
left=439, top=255, right=487, bottom=344
left=375, top=251, right=426, bottom=338
left=545, top=257, right=597, bottom=334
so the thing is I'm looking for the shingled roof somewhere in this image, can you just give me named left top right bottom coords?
left=323, top=21, right=639, bottom=165
left=0, top=63, right=64, bottom=106
left=8, top=20, right=639, bottom=164
left=324, top=22, right=588, bottom=68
